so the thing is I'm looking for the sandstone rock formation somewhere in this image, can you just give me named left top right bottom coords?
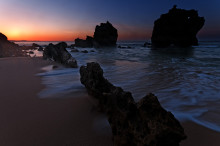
left=94, top=21, right=118, bottom=47
left=43, top=42, right=77, bottom=68
left=0, top=33, right=26, bottom=57
left=80, top=62, right=186, bottom=145
left=151, top=5, right=205, bottom=48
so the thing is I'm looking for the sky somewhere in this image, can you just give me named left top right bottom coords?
left=0, top=0, right=220, bottom=41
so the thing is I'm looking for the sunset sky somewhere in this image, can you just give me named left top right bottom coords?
left=0, top=0, right=220, bottom=41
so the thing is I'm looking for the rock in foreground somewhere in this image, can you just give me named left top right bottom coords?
left=94, top=21, right=118, bottom=47
left=80, top=62, right=186, bottom=145
left=0, top=33, right=26, bottom=57
left=151, top=5, right=205, bottom=48
left=43, top=42, right=77, bottom=68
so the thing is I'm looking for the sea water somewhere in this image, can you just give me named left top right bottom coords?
left=18, top=41, right=220, bottom=132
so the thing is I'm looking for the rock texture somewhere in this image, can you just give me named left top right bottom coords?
left=151, top=5, right=205, bottom=48
left=80, top=62, right=186, bottom=146
left=0, top=33, right=26, bottom=57
left=93, top=21, right=118, bottom=47
left=43, top=42, right=77, bottom=68
left=75, top=36, right=94, bottom=48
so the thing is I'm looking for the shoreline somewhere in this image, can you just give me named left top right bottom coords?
left=0, top=57, right=113, bottom=146
left=181, top=121, right=220, bottom=146
left=0, top=57, right=220, bottom=145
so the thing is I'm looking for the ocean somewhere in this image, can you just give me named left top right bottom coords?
left=16, top=41, right=220, bottom=133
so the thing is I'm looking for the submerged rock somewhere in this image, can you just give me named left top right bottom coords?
left=0, top=33, right=26, bottom=57
left=81, top=50, right=88, bottom=53
left=43, top=42, right=77, bottom=68
left=151, top=5, right=205, bottom=48
left=70, top=48, right=79, bottom=52
left=80, top=62, right=186, bottom=145
left=94, top=21, right=118, bottom=47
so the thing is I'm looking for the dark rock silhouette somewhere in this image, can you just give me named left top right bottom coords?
left=0, top=33, right=8, bottom=41
left=80, top=62, right=186, bottom=146
left=74, top=21, right=118, bottom=48
left=81, top=50, right=88, bottom=53
left=0, top=33, right=26, bottom=57
left=151, top=5, right=205, bottom=48
left=70, top=48, right=79, bottom=52
left=93, top=21, right=118, bottom=47
left=75, top=36, right=94, bottom=48
left=43, top=42, right=77, bottom=68
left=118, top=45, right=132, bottom=49
left=21, top=43, right=43, bottom=51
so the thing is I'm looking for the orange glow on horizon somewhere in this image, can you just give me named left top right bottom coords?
left=5, top=31, right=92, bottom=42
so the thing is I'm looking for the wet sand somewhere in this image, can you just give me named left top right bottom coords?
left=0, top=57, right=112, bottom=146
left=1, top=57, right=220, bottom=146
left=181, top=121, right=220, bottom=146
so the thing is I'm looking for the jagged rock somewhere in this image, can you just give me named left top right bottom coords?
left=0, top=33, right=26, bottom=57
left=43, top=42, right=77, bottom=68
left=93, top=21, right=118, bottom=47
left=0, top=33, right=8, bottom=42
left=151, top=5, right=205, bottom=48
left=80, top=62, right=186, bottom=146
left=75, top=36, right=94, bottom=48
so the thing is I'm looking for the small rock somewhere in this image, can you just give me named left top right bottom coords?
left=71, top=49, right=79, bottom=52
left=81, top=50, right=88, bottom=53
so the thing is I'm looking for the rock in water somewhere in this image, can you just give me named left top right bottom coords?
left=80, top=62, right=186, bottom=145
left=75, top=36, right=94, bottom=48
left=43, top=42, right=77, bottom=68
left=94, top=21, right=118, bottom=47
left=151, top=5, right=205, bottom=48
left=0, top=33, right=26, bottom=57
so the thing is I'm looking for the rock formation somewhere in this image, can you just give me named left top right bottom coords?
left=74, top=21, right=118, bottom=48
left=0, top=33, right=26, bottom=57
left=75, top=36, right=94, bottom=48
left=43, top=42, right=77, bottom=68
left=93, top=21, right=118, bottom=47
left=151, top=5, right=205, bottom=48
left=80, top=62, right=186, bottom=145
left=21, top=43, right=43, bottom=51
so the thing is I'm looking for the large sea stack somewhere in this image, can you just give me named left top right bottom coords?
left=151, top=5, right=205, bottom=48
left=93, top=21, right=118, bottom=47
left=80, top=62, right=186, bottom=145
left=0, top=33, right=26, bottom=57
left=43, top=42, right=77, bottom=68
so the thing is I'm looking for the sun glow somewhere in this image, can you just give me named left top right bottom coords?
left=8, top=29, right=21, bottom=38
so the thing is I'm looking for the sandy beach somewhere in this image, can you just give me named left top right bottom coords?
left=0, top=57, right=112, bottom=146
left=1, top=57, right=220, bottom=146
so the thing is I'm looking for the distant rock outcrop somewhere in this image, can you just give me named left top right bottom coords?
left=43, top=42, right=77, bottom=68
left=94, top=21, right=118, bottom=47
left=80, top=62, right=186, bottom=146
left=0, top=33, right=26, bottom=57
left=74, top=21, right=118, bottom=48
left=75, top=36, right=94, bottom=48
left=151, top=5, right=205, bottom=48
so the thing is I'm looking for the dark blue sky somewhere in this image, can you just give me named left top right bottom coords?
left=1, top=0, right=220, bottom=41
